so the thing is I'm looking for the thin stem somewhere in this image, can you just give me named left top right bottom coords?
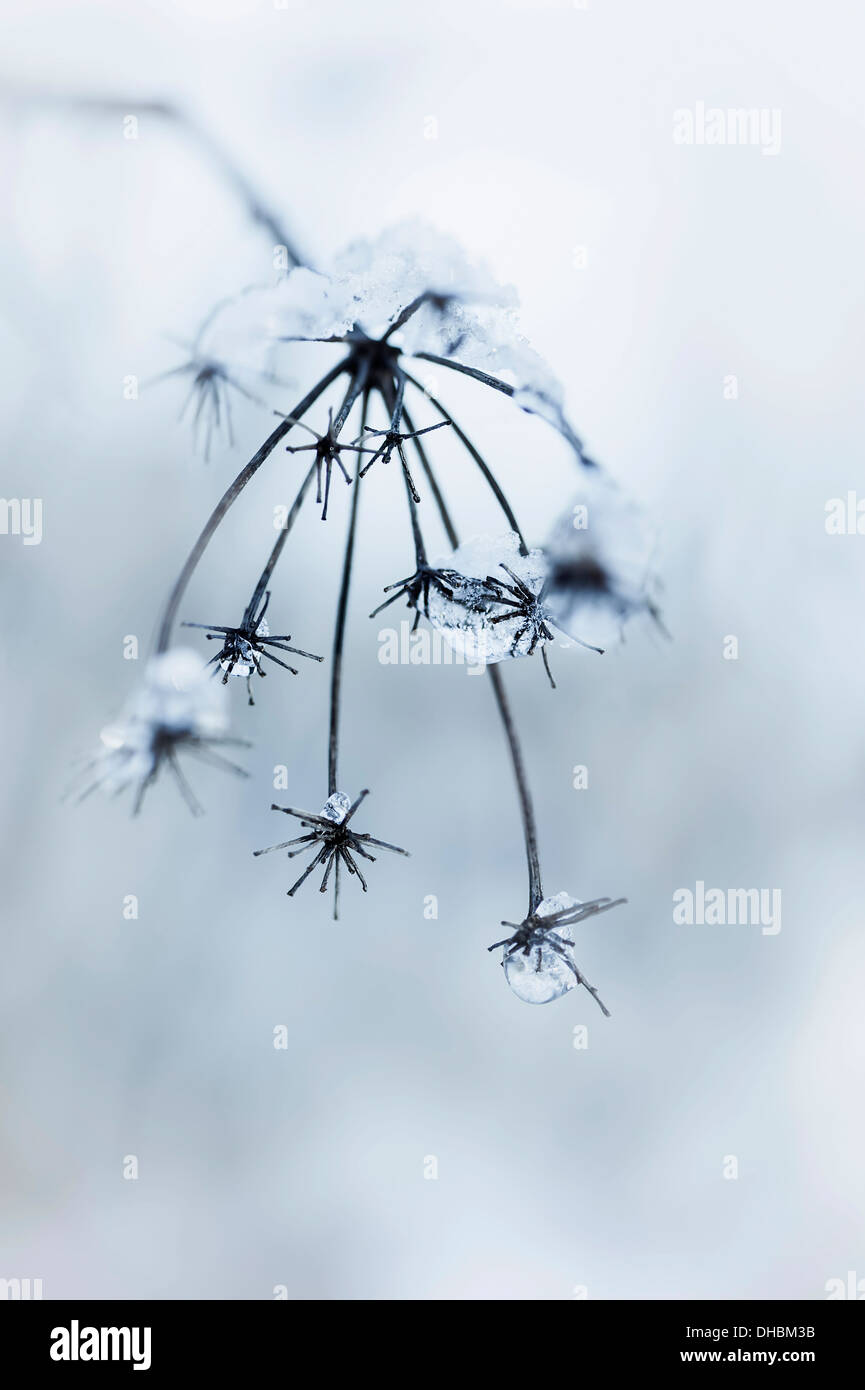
left=328, top=390, right=369, bottom=794
left=382, top=291, right=449, bottom=341
left=401, top=370, right=527, bottom=552
left=387, top=371, right=406, bottom=434
left=331, top=359, right=371, bottom=439
left=156, top=355, right=350, bottom=651
left=398, top=417, right=544, bottom=915
left=380, top=375, right=426, bottom=564
left=412, top=351, right=514, bottom=397
left=487, top=665, right=543, bottom=916
left=401, top=403, right=458, bottom=549
left=241, top=459, right=317, bottom=627
left=412, top=353, right=588, bottom=460
left=70, top=96, right=306, bottom=267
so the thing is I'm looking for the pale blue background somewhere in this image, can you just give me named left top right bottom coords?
left=1, top=0, right=863, bottom=1298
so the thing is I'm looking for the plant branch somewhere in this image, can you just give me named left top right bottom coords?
left=401, top=403, right=459, bottom=550
left=328, top=390, right=369, bottom=794
left=79, top=95, right=305, bottom=266
left=411, top=353, right=588, bottom=461
left=402, top=370, right=527, bottom=552
left=241, top=459, right=318, bottom=628
left=380, top=375, right=427, bottom=563
left=412, top=351, right=514, bottom=397
left=487, top=664, right=544, bottom=916
left=156, top=355, right=350, bottom=652
left=397, top=415, right=544, bottom=914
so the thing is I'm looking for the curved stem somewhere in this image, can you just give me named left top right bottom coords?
left=380, top=375, right=426, bottom=564
left=487, top=665, right=544, bottom=916
left=401, top=402, right=458, bottom=550
left=411, top=352, right=587, bottom=460
left=242, top=459, right=317, bottom=627
left=157, top=355, right=350, bottom=651
left=400, top=420, right=544, bottom=916
left=412, top=351, right=514, bottom=397
left=66, top=96, right=306, bottom=267
left=328, top=390, right=369, bottom=794
left=401, top=370, right=527, bottom=552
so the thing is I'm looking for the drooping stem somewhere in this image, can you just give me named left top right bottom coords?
left=328, top=391, right=369, bottom=794
left=411, top=351, right=588, bottom=460
left=66, top=96, right=306, bottom=267
left=487, top=664, right=544, bottom=916
left=156, top=355, right=350, bottom=651
left=412, top=351, right=515, bottom=398
left=401, top=370, right=527, bottom=552
left=401, top=418, right=544, bottom=916
left=379, top=375, right=426, bottom=564
left=241, top=459, right=317, bottom=627
left=401, top=403, right=458, bottom=550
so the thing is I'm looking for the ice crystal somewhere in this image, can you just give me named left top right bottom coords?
left=320, top=791, right=352, bottom=824
left=254, top=788, right=409, bottom=918
left=426, top=531, right=549, bottom=666
left=490, top=890, right=625, bottom=1012
left=503, top=893, right=581, bottom=1004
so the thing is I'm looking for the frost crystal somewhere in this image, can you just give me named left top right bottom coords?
left=543, top=470, right=658, bottom=649
left=426, top=531, right=550, bottom=666
left=502, top=893, right=580, bottom=1005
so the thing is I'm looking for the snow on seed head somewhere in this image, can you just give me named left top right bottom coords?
left=426, top=531, right=550, bottom=666
left=263, top=222, right=570, bottom=433
left=127, top=649, right=229, bottom=736
left=329, top=221, right=513, bottom=336
left=543, top=470, right=658, bottom=649
left=87, top=649, right=237, bottom=812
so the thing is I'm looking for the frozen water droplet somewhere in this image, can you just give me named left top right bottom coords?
left=504, top=928, right=576, bottom=1004
left=503, top=892, right=579, bottom=1005
left=427, top=533, right=549, bottom=665
left=220, top=644, right=254, bottom=678
left=320, top=791, right=352, bottom=824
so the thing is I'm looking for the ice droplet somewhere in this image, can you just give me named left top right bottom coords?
left=427, top=532, right=549, bottom=665
left=503, top=892, right=579, bottom=1005
left=320, top=792, right=352, bottom=824
left=219, top=622, right=268, bottom=679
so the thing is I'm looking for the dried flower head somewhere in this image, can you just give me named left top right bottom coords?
left=489, top=891, right=625, bottom=1012
left=425, top=532, right=603, bottom=681
left=63, top=99, right=660, bottom=1019
left=78, top=648, right=249, bottom=814
left=183, top=589, right=322, bottom=705
left=154, top=288, right=287, bottom=458
left=543, top=471, right=661, bottom=648
left=254, top=788, right=409, bottom=919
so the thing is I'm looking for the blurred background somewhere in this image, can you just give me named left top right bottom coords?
left=1, top=0, right=864, bottom=1299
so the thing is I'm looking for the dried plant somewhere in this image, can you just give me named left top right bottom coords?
left=71, top=103, right=662, bottom=1012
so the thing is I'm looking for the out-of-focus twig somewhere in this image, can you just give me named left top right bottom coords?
left=1, top=83, right=306, bottom=268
